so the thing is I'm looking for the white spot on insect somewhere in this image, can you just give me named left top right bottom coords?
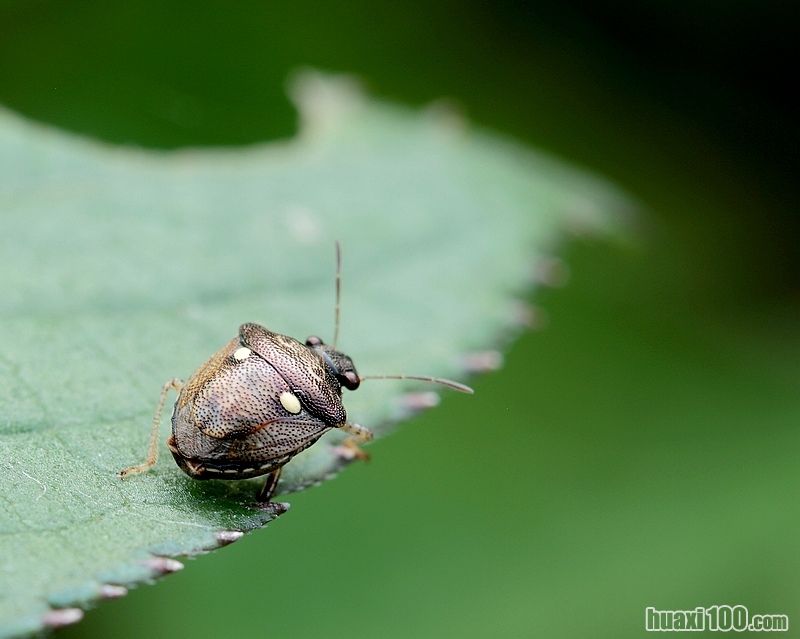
left=280, top=391, right=302, bottom=414
left=233, top=347, right=251, bottom=361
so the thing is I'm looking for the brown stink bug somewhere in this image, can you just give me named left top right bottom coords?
left=119, top=243, right=473, bottom=504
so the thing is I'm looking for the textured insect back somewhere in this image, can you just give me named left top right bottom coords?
left=169, top=324, right=347, bottom=481
left=240, top=324, right=347, bottom=424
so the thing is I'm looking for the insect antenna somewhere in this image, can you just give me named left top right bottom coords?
left=333, top=242, right=471, bottom=395
left=333, top=240, right=342, bottom=349
left=359, top=374, right=474, bottom=394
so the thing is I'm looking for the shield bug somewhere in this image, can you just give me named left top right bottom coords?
left=119, top=243, right=473, bottom=504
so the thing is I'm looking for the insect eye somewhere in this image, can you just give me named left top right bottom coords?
left=342, top=370, right=360, bottom=390
left=305, top=336, right=324, bottom=347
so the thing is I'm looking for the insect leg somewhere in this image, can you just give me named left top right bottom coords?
left=119, top=378, right=184, bottom=479
left=257, top=467, right=282, bottom=503
left=340, top=422, right=373, bottom=443
left=336, top=422, right=374, bottom=461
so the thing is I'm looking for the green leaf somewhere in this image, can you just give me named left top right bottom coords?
left=0, top=72, right=628, bottom=637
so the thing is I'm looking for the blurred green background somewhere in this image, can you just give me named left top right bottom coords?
left=2, top=2, right=798, bottom=637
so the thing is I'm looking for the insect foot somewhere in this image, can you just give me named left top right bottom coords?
left=119, top=378, right=185, bottom=480
left=333, top=422, right=373, bottom=461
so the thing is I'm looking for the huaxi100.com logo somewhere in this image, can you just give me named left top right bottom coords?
left=645, top=605, right=788, bottom=632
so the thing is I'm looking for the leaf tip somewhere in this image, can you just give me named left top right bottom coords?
left=253, top=501, right=291, bottom=516
left=532, top=256, right=570, bottom=288
left=509, top=301, right=548, bottom=330
left=144, top=557, right=184, bottom=575
left=99, top=584, right=128, bottom=599
left=215, top=530, right=245, bottom=546
left=288, top=69, right=365, bottom=141
left=460, top=351, right=504, bottom=374
left=399, top=391, right=441, bottom=412
left=42, top=608, right=83, bottom=629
